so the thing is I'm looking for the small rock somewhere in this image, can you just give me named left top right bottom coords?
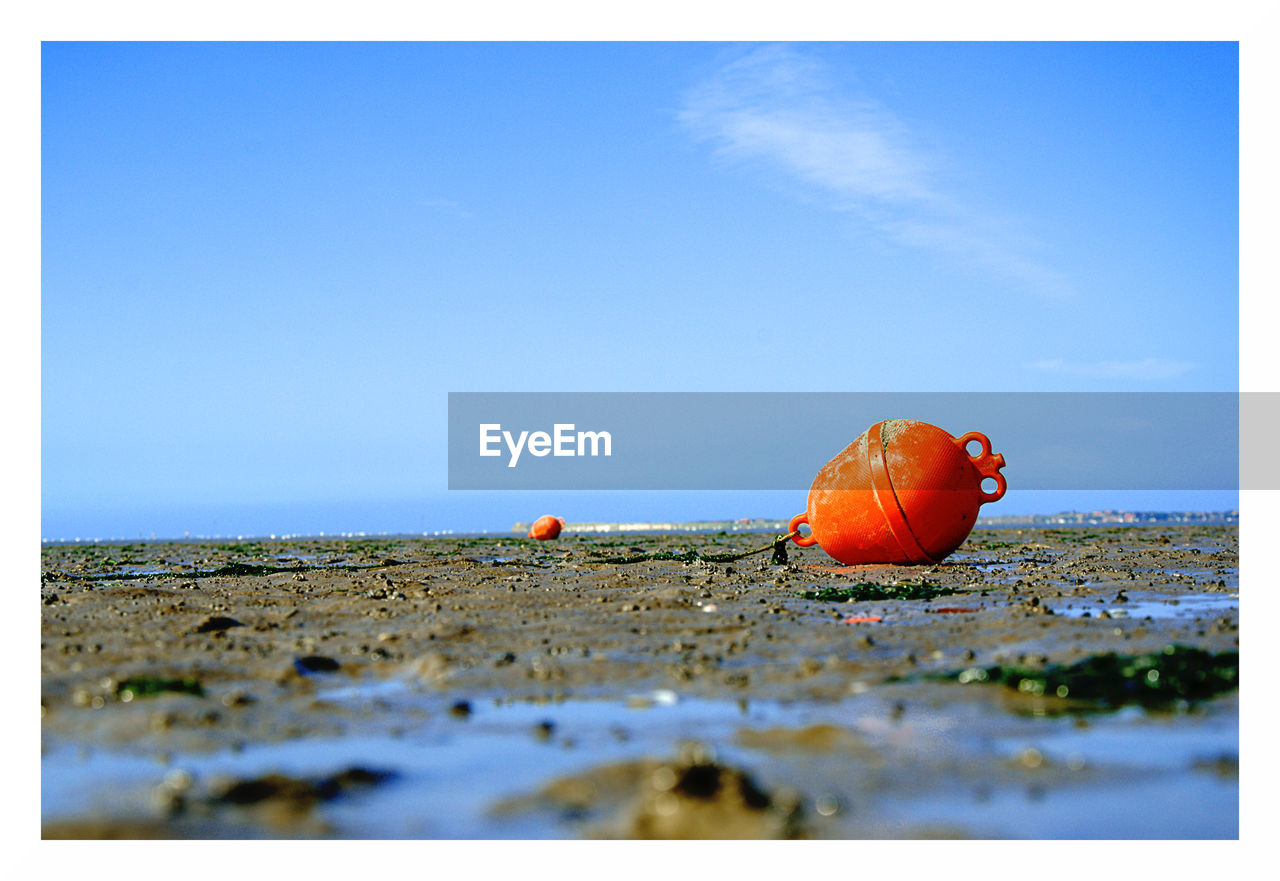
left=293, top=655, right=341, bottom=674
left=220, top=691, right=255, bottom=708
left=194, top=616, right=244, bottom=634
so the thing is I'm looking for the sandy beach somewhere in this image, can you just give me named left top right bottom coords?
left=40, top=524, right=1238, bottom=838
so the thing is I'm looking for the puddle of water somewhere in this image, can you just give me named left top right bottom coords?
left=885, top=705, right=1237, bottom=839
left=1053, top=593, right=1239, bottom=620
left=887, top=773, right=1237, bottom=839
left=41, top=680, right=1238, bottom=839
left=968, top=562, right=1022, bottom=584
left=999, top=705, right=1238, bottom=769
left=41, top=691, right=795, bottom=838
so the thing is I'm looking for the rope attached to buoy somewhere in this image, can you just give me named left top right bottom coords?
left=590, top=531, right=800, bottom=566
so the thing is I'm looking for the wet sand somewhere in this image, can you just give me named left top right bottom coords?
left=40, top=525, right=1239, bottom=838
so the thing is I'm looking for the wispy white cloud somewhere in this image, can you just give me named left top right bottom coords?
left=1028, top=358, right=1197, bottom=381
left=678, top=45, right=1068, bottom=298
left=417, top=198, right=472, bottom=218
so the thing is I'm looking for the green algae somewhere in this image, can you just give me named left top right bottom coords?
left=47, top=558, right=404, bottom=584
left=942, top=644, right=1238, bottom=707
left=799, top=582, right=966, bottom=603
left=116, top=677, right=205, bottom=699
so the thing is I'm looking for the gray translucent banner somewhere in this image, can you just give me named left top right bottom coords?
left=449, top=392, right=1257, bottom=491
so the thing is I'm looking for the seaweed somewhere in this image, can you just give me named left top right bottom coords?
left=1058, top=532, right=1103, bottom=544
left=799, top=582, right=966, bottom=603
left=211, top=767, right=395, bottom=807
left=46, top=558, right=406, bottom=584
left=941, top=644, right=1238, bottom=707
left=115, top=677, right=205, bottom=699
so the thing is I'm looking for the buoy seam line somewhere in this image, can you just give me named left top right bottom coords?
left=868, top=421, right=936, bottom=564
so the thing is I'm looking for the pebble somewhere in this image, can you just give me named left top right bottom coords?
left=293, top=655, right=340, bottom=674
left=815, top=794, right=843, bottom=817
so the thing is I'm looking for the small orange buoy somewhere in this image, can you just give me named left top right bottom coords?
left=528, top=515, right=565, bottom=540
left=789, top=419, right=1006, bottom=565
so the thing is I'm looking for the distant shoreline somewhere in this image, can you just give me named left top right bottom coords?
left=40, top=510, right=1239, bottom=546
left=516, top=510, right=1239, bottom=534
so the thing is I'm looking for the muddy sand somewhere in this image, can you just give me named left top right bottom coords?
left=40, top=525, right=1239, bottom=839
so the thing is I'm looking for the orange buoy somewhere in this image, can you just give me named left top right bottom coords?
left=528, top=515, right=565, bottom=540
left=788, top=419, right=1006, bottom=565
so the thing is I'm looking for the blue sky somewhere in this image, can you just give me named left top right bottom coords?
left=41, top=41, right=1240, bottom=539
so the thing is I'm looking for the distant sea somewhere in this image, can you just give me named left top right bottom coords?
left=41, top=489, right=1240, bottom=544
